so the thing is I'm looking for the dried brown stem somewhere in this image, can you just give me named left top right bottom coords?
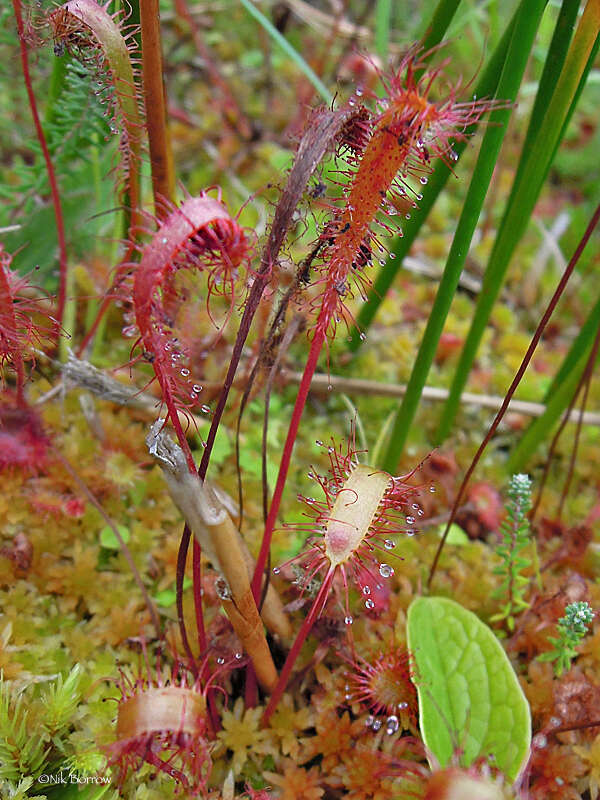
left=146, top=425, right=284, bottom=691
left=140, top=0, right=174, bottom=210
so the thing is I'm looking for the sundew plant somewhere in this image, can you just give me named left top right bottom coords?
left=1, top=0, right=600, bottom=798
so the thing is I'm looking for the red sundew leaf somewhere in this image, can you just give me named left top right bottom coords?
left=0, top=246, right=53, bottom=404
left=132, top=193, right=251, bottom=469
left=48, top=0, right=143, bottom=227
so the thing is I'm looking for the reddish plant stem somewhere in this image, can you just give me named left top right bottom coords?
left=197, top=272, right=270, bottom=487
left=262, top=568, right=334, bottom=724
left=140, top=0, right=174, bottom=212
left=251, top=326, right=326, bottom=600
left=428, top=201, right=600, bottom=591
left=176, top=523, right=196, bottom=664
left=530, top=375, right=584, bottom=523
left=557, top=323, right=600, bottom=520
left=192, top=539, right=207, bottom=654
left=12, top=0, right=68, bottom=336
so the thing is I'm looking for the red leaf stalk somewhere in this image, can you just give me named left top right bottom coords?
left=12, top=0, right=68, bottom=336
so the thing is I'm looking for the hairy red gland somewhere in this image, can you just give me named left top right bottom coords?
left=349, top=649, right=417, bottom=724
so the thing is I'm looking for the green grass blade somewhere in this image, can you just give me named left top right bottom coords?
left=518, top=0, right=580, bottom=160
left=437, top=0, right=600, bottom=443
left=238, top=0, right=332, bottom=104
left=348, top=1, right=518, bottom=352
left=375, top=0, right=392, bottom=63
left=380, top=0, right=547, bottom=472
left=419, top=0, right=462, bottom=53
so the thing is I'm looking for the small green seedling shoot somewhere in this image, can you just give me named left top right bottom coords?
left=538, top=601, right=595, bottom=677
left=490, top=473, right=532, bottom=631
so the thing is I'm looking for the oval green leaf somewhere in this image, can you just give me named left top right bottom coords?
left=407, top=596, right=531, bottom=781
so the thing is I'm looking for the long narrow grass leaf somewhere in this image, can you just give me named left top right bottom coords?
left=518, top=0, right=580, bottom=160
left=380, top=0, right=547, bottom=472
left=419, top=0, right=462, bottom=54
left=375, top=0, right=392, bottom=63
left=238, top=0, right=332, bottom=103
left=437, top=0, right=600, bottom=442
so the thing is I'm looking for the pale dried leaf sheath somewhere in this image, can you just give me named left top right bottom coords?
left=146, top=424, right=280, bottom=691
left=116, top=686, right=205, bottom=739
left=325, top=464, right=391, bottom=568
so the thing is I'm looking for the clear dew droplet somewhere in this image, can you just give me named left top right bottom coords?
left=384, top=539, right=395, bottom=550
left=359, top=332, right=367, bottom=341
left=316, top=439, right=323, bottom=446
left=216, top=657, right=225, bottom=665
left=273, top=567, right=280, bottom=574
left=162, top=237, right=168, bottom=244
left=365, top=715, right=375, bottom=728
left=356, top=87, right=363, bottom=97
left=390, top=252, right=396, bottom=259
left=379, top=563, right=394, bottom=578
left=215, top=577, right=231, bottom=600
left=405, top=213, right=411, bottom=220
left=406, top=529, right=416, bottom=537
left=121, top=325, right=136, bottom=338
left=201, top=404, right=211, bottom=414
left=372, top=719, right=382, bottom=731
left=235, top=652, right=243, bottom=660
left=193, top=384, right=202, bottom=393
left=417, top=509, right=424, bottom=517
left=365, top=599, right=375, bottom=610
left=180, top=368, right=190, bottom=377
left=420, top=176, right=428, bottom=185
left=379, top=259, right=386, bottom=266
left=397, top=701, right=408, bottom=710
left=429, top=485, right=436, bottom=493
left=532, top=734, right=547, bottom=749
left=362, top=586, right=371, bottom=595
left=405, top=515, right=415, bottom=525
left=344, top=615, right=353, bottom=625
left=386, top=715, right=399, bottom=735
